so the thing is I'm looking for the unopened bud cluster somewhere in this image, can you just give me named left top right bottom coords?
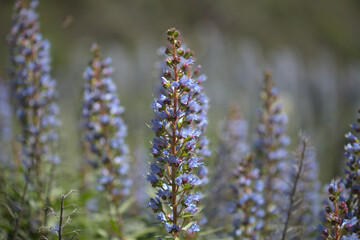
left=320, top=181, right=357, bottom=239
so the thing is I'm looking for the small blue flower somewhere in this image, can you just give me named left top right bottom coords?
left=157, top=188, right=171, bottom=199
left=148, top=197, right=162, bottom=211
left=150, top=163, right=162, bottom=174
left=187, top=157, right=202, bottom=168
left=151, top=118, right=163, bottom=132
left=147, top=173, right=158, bottom=184
left=341, top=217, right=358, bottom=228
left=157, top=212, right=167, bottom=222
left=187, top=223, right=200, bottom=233
left=175, top=175, right=183, bottom=186
left=164, top=222, right=172, bottom=233
left=185, top=204, right=198, bottom=214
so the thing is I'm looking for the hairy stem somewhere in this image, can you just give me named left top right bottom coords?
left=58, top=194, right=64, bottom=240
left=116, top=208, right=125, bottom=240
left=172, top=41, right=179, bottom=237
left=281, top=139, right=306, bottom=240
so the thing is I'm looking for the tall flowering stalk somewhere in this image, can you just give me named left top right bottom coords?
left=81, top=43, right=130, bottom=239
left=7, top=0, right=60, bottom=238
left=230, top=154, right=265, bottom=240
left=148, top=28, right=206, bottom=238
left=254, top=71, right=290, bottom=236
left=344, top=109, right=360, bottom=236
left=280, top=135, right=320, bottom=240
left=219, top=104, right=262, bottom=240
left=319, top=180, right=357, bottom=240
left=207, top=107, right=250, bottom=230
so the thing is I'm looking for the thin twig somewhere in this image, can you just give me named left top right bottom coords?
left=58, top=194, right=65, bottom=240
left=281, top=138, right=306, bottom=240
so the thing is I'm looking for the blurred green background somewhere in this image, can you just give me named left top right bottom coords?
left=1, top=0, right=360, bottom=185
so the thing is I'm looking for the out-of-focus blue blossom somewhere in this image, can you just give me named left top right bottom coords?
left=147, top=28, right=207, bottom=238
left=187, top=223, right=200, bottom=234
left=230, top=154, right=264, bottom=240
left=221, top=106, right=249, bottom=162
left=81, top=43, right=130, bottom=202
left=85, top=198, right=99, bottom=213
left=0, top=80, right=12, bottom=166
left=7, top=1, right=60, bottom=237
left=341, top=233, right=359, bottom=240
left=130, top=145, right=149, bottom=209
left=0, top=81, right=12, bottom=142
left=206, top=106, right=250, bottom=232
left=254, top=71, right=290, bottom=233
left=8, top=0, right=60, bottom=170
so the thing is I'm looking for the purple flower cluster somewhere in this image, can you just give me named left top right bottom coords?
left=221, top=107, right=250, bottom=162
left=0, top=80, right=12, bottom=165
left=0, top=80, right=12, bottom=140
left=7, top=1, right=60, bottom=237
left=207, top=107, right=250, bottom=230
left=8, top=0, right=60, bottom=171
left=254, top=71, right=290, bottom=231
left=147, top=28, right=206, bottom=238
left=82, top=43, right=131, bottom=201
left=344, top=110, right=360, bottom=233
left=318, top=110, right=360, bottom=239
left=230, top=154, right=265, bottom=240
left=156, top=45, right=210, bottom=188
left=320, top=180, right=358, bottom=240
left=221, top=107, right=264, bottom=240
left=193, top=70, right=210, bottom=186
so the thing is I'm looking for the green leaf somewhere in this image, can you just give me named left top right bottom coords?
left=109, top=218, right=121, bottom=235
left=127, top=226, right=158, bottom=238
left=183, top=221, right=196, bottom=230
left=95, top=228, right=108, bottom=238
left=198, top=227, right=223, bottom=236
left=118, top=197, right=135, bottom=214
